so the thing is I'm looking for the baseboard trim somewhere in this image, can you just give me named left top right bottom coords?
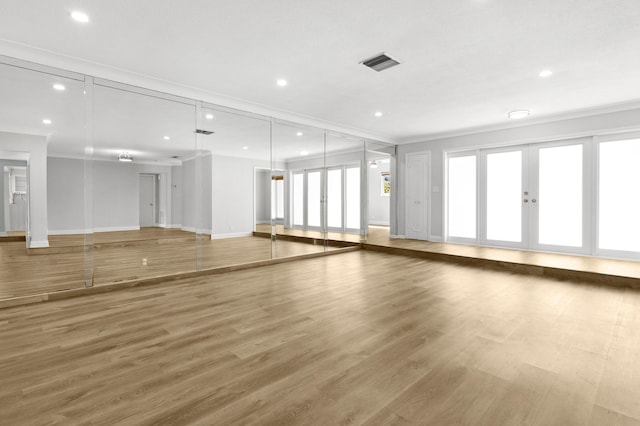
left=49, top=226, right=141, bottom=235
left=369, top=221, right=390, bottom=226
left=390, top=234, right=405, bottom=239
left=211, top=232, right=253, bottom=240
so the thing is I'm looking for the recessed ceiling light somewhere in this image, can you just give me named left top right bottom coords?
left=242, top=146, right=249, bottom=150
left=508, top=110, right=530, bottom=119
left=374, top=111, right=383, bottom=117
left=276, top=79, right=287, bottom=87
left=42, top=118, right=52, bottom=124
left=539, top=69, right=553, bottom=78
left=53, top=83, right=66, bottom=91
left=296, top=132, right=303, bottom=136
left=205, top=113, right=214, bottom=120
left=300, top=150, right=309, bottom=156
left=70, top=11, right=90, bottom=23
left=163, top=136, right=170, bottom=140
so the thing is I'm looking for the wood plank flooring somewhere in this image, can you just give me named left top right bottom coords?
left=1, top=250, right=640, bottom=425
left=0, top=230, right=335, bottom=300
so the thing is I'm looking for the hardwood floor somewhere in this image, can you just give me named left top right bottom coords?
left=0, top=229, right=339, bottom=300
left=1, top=250, right=639, bottom=425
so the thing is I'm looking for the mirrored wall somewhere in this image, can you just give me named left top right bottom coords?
left=0, top=55, right=396, bottom=301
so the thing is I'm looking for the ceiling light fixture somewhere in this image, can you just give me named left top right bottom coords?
left=118, top=153, right=133, bottom=162
left=276, top=79, right=287, bottom=87
left=53, top=83, right=66, bottom=91
left=296, top=132, right=303, bottom=136
left=508, top=110, right=530, bottom=119
left=205, top=113, right=214, bottom=120
left=300, top=150, right=309, bottom=156
left=539, top=69, right=553, bottom=78
left=374, top=112, right=383, bottom=117
left=242, top=146, right=249, bottom=150
left=42, top=118, right=52, bottom=124
left=70, top=11, right=90, bottom=23
left=370, top=160, right=378, bottom=169
left=163, top=136, right=170, bottom=140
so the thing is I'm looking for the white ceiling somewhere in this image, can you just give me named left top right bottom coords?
left=1, top=0, right=640, bottom=148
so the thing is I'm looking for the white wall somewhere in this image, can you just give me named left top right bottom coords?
left=0, top=131, right=48, bottom=247
left=368, top=161, right=390, bottom=226
left=255, top=168, right=271, bottom=224
left=211, top=155, right=270, bottom=237
left=48, top=157, right=174, bottom=233
left=181, top=154, right=212, bottom=233
left=396, top=107, right=640, bottom=240
left=170, top=165, right=182, bottom=227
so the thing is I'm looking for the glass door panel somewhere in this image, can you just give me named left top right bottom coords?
left=345, top=166, right=361, bottom=230
left=292, top=172, right=304, bottom=227
left=307, top=170, right=322, bottom=228
left=535, top=144, right=583, bottom=248
left=599, top=139, right=640, bottom=253
left=327, top=168, right=342, bottom=229
left=447, top=155, right=476, bottom=240
left=484, top=150, right=524, bottom=244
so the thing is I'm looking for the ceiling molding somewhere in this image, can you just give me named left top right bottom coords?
left=0, top=40, right=396, bottom=145
left=399, top=100, right=640, bottom=145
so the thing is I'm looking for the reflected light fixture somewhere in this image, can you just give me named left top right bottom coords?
left=71, top=11, right=90, bottom=23
left=53, top=83, right=66, bottom=91
left=300, top=150, right=309, bottom=156
left=205, top=113, right=214, bottom=120
left=277, top=79, right=288, bottom=87
left=296, top=132, right=303, bottom=136
left=242, top=146, right=249, bottom=150
left=539, top=69, right=553, bottom=78
left=42, top=118, right=52, bottom=124
left=508, top=110, right=530, bottom=119
left=374, top=111, right=383, bottom=117
left=163, top=136, right=170, bottom=140
left=370, top=160, right=378, bottom=169
left=118, top=152, right=133, bottom=162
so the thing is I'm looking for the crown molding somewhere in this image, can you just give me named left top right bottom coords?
left=0, top=40, right=395, bottom=145
left=398, top=100, right=640, bottom=145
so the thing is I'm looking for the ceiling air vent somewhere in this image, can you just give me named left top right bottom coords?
left=194, top=129, right=214, bottom=135
left=361, top=53, right=400, bottom=72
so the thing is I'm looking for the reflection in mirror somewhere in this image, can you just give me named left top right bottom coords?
left=272, top=121, right=329, bottom=254
left=366, top=141, right=396, bottom=243
left=1, top=161, right=28, bottom=240
left=90, top=82, right=197, bottom=285
left=326, top=132, right=366, bottom=243
left=197, top=105, right=272, bottom=267
left=0, top=58, right=87, bottom=297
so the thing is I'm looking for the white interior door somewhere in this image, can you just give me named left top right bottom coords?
left=139, top=174, right=155, bottom=227
left=406, top=152, right=429, bottom=240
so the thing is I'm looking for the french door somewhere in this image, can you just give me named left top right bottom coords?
left=291, top=165, right=361, bottom=233
left=448, top=138, right=590, bottom=254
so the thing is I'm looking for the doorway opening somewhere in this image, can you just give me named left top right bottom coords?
left=2, top=165, right=28, bottom=239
